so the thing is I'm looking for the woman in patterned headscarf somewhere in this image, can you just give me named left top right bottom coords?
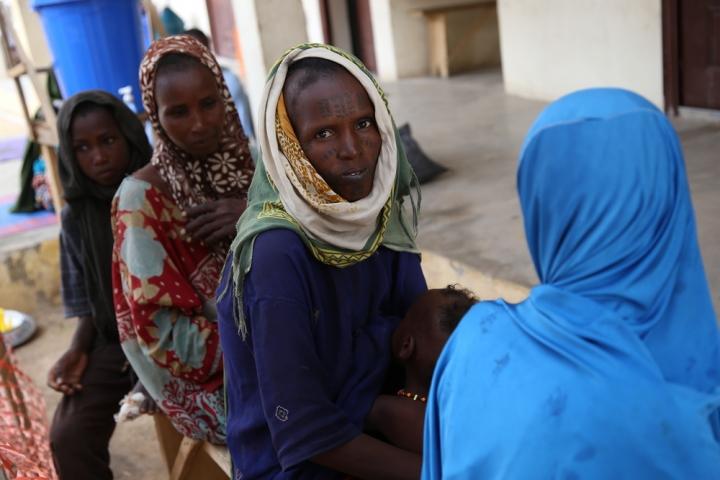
left=111, top=35, right=254, bottom=443
left=216, top=44, right=426, bottom=479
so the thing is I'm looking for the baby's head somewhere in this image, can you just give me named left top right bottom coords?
left=392, top=286, right=477, bottom=386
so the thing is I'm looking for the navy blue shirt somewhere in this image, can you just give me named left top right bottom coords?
left=59, top=206, right=92, bottom=319
left=217, top=229, right=427, bottom=479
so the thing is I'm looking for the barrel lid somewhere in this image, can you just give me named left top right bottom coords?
left=31, top=0, right=87, bottom=10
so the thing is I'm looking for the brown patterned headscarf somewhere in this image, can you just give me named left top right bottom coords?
left=139, top=35, right=253, bottom=209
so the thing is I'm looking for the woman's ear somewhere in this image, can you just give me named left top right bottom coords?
left=395, top=334, right=415, bottom=362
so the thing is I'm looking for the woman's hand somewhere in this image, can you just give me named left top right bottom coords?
left=131, top=381, right=159, bottom=415
left=184, top=197, right=247, bottom=246
left=47, top=348, right=88, bottom=395
left=312, top=433, right=421, bottom=480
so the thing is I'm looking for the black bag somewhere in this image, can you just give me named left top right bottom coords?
left=399, top=123, right=447, bottom=184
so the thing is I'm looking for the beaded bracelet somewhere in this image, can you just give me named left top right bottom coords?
left=396, top=389, right=427, bottom=403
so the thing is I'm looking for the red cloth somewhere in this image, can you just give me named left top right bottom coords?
left=0, top=335, right=57, bottom=479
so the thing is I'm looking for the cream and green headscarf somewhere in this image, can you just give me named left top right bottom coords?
left=225, top=43, right=421, bottom=336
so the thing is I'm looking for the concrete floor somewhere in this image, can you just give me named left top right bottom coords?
left=4, top=69, right=720, bottom=479
left=386, top=71, right=541, bottom=288
left=13, top=306, right=166, bottom=480
left=385, top=70, right=720, bottom=313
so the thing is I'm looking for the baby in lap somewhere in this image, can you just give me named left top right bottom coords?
left=367, top=285, right=477, bottom=452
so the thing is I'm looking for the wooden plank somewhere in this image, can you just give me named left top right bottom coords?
left=169, top=437, right=203, bottom=480
left=7, top=63, right=26, bottom=78
left=202, top=443, right=232, bottom=477
left=153, top=414, right=183, bottom=473
left=427, top=13, right=449, bottom=77
left=13, top=78, right=34, bottom=135
left=32, top=122, right=58, bottom=146
left=153, top=415, right=230, bottom=479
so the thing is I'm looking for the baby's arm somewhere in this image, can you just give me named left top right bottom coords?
left=367, top=395, right=426, bottom=453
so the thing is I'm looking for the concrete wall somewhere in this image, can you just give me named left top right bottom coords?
left=498, top=0, right=664, bottom=107
left=0, top=236, right=61, bottom=315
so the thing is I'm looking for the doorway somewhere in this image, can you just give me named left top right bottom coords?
left=663, top=0, right=720, bottom=112
left=319, top=0, right=376, bottom=72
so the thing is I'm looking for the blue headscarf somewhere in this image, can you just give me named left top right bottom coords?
left=422, top=89, right=720, bottom=479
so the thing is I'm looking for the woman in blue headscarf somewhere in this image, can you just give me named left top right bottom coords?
left=422, top=88, right=720, bottom=479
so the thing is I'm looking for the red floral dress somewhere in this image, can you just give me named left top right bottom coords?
left=111, top=177, right=225, bottom=443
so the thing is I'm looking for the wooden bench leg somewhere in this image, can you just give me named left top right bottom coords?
left=170, top=437, right=203, bottom=480
left=153, top=414, right=231, bottom=480
left=153, top=414, right=183, bottom=473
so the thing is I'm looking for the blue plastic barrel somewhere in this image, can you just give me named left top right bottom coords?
left=31, top=0, right=144, bottom=107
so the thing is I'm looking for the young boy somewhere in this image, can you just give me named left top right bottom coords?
left=48, top=91, right=152, bottom=480
left=367, top=286, right=478, bottom=453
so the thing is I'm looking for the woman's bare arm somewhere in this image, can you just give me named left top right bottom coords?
left=312, top=433, right=421, bottom=480
left=366, top=395, right=426, bottom=453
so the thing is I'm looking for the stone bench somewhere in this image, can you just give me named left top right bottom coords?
left=413, top=1, right=501, bottom=77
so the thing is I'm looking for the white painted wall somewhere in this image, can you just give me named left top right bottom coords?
left=498, top=0, right=664, bottom=107
left=154, top=0, right=211, bottom=33
left=369, top=0, right=398, bottom=80
left=302, top=0, right=325, bottom=43
left=232, top=0, right=264, bottom=117
left=230, top=0, right=308, bottom=125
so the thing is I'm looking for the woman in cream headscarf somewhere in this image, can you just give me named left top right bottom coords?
left=217, top=44, right=426, bottom=479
